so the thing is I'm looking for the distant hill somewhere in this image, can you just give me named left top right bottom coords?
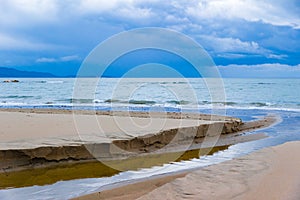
left=0, top=67, right=56, bottom=78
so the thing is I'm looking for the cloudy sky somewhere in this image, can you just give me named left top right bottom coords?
left=0, top=0, right=299, bottom=77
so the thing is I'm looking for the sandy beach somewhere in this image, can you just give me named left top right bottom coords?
left=0, top=109, right=281, bottom=198
left=0, top=109, right=276, bottom=172
left=74, top=141, right=300, bottom=200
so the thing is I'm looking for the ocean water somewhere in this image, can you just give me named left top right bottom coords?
left=0, top=78, right=299, bottom=200
left=0, top=78, right=299, bottom=112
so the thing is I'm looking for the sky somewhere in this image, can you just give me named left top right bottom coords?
left=0, top=0, right=299, bottom=78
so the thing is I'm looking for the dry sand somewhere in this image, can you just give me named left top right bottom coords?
left=74, top=141, right=300, bottom=200
left=0, top=109, right=276, bottom=172
left=0, top=109, right=240, bottom=150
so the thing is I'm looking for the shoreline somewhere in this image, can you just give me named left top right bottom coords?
left=74, top=141, right=300, bottom=200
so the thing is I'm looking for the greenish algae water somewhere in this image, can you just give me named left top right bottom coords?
left=0, top=145, right=228, bottom=189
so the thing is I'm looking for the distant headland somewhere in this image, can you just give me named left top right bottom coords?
left=0, top=67, right=57, bottom=78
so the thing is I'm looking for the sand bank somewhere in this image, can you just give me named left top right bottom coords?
left=74, top=141, right=300, bottom=200
left=0, top=109, right=276, bottom=173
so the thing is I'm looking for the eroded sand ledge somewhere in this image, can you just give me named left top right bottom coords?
left=0, top=109, right=277, bottom=172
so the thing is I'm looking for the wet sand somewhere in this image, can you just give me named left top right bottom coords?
left=74, top=141, right=300, bottom=200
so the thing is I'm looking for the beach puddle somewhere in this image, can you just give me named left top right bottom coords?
left=0, top=145, right=228, bottom=189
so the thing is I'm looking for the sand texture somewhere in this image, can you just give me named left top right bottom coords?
left=75, top=141, right=300, bottom=200
left=0, top=109, right=276, bottom=172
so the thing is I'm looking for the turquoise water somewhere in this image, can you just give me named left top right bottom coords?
left=0, top=78, right=299, bottom=199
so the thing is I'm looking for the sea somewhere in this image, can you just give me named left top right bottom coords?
left=0, top=78, right=299, bottom=200
left=0, top=78, right=299, bottom=112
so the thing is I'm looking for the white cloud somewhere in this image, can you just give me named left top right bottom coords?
left=0, top=0, right=59, bottom=26
left=218, top=63, right=300, bottom=78
left=0, top=0, right=149, bottom=23
left=219, top=63, right=300, bottom=70
left=73, top=0, right=154, bottom=21
left=36, top=55, right=81, bottom=63
left=36, top=57, right=57, bottom=63
left=76, top=0, right=132, bottom=14
left=1, top=0, right=299, bottom=29
left=60, top=55, right=81, bottom=62
left=267, top=54, right=288, bottom=59
left=118, top=7, right=153, bottom=20
left=216, top=53, right=247, bottom=59
left=167, top=22, right=202, bottom=33
left=197, top=35, right=265, bottom=54
left=186, top=0, right=300, bottom=29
